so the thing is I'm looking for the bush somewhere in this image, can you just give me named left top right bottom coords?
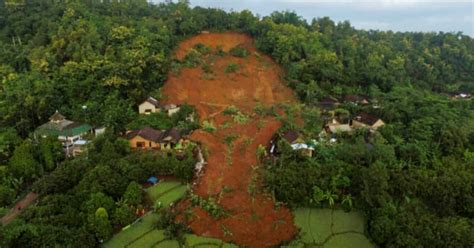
left=123, top=181, right=142, bottom=206
left=223, top=105, right=239, bottom=115
left=202, top=120, right=216, bottom=132
left=193, top=43, right=212, bottom=55
left=183, top=49, right=202, bottom=68
left=229, top=45, right=249, bottom=57
left=225, top=62, right=239, bottom=73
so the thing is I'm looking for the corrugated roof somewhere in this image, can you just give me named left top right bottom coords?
left=49, top=111, right=66, bottom=122
left=282, top=130, right=300, bottom=144
left=36, top=112, right=92, bottom=137
left=354, top=113, right=381, bottom=126
left=161, top=128, right=181, bottom=144
left=328, top=124, right=352, bottom=133
left=144, top=97, right=160, bottom=107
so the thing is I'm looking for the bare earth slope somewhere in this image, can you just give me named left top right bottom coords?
left=162, top=32, right=297, bottom=248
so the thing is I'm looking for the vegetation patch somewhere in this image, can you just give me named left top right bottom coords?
left=225, top=62, right=240, bottom=73
left=202, top=120, right=216, bottom=133
left=229, top=45, right=249, bottom=58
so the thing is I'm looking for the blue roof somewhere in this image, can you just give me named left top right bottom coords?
left=147, top=176, right=158, bottom=184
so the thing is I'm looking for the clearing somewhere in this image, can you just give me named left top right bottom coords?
left=161, top=32, right=298, bottom=247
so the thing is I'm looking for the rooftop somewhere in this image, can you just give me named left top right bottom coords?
left=353, top=113, right=381, bottom=126
left=143, top=97, right=160, bottom=107
left=126, top=127, right=163, bottom=142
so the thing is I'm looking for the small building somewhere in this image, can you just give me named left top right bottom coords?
left=72, top=140, right=89, bottom=157
left=159, top=128, right=182, bottom=150
left=320, top=118, right=353, bottom=138
left=35, top=111, right=92, bottom=156
left=139, top=97, right=161, bottom=115
left=268, top=130, right=314, bottom=157
left=162, top=104, right=181, bottom=117
left=94, top=126, right=107, bottom=136
left=351, top=113, right=385, bottom=130
left=451, top=92, right=472, bottom=100
left=126, top=127, right=162, bottom=149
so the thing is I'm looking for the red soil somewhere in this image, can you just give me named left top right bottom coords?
left=162, top=32, right=298, bottom=248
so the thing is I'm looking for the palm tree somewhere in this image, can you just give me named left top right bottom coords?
left=323, top=190, right=338, bottom=207
left=342, top=194, right=353, bottom=210
left=311, top=186, right=325, bottom=205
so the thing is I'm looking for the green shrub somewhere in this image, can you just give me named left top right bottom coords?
left=229, top=45, right=249, bottom=57
left=223, top=105, right=239, bottom=115
left=225, top=62, right=239, bottom=73
left=224, top=134, right=238, bottom=147
left=201, top=62, right=213, bottom=74
left=193, top=43, right=212, bottom=55
left=233, top=112, right=249, bottom=124
left=202, top=120, right=216, bottom=132
left=215, top=45, right=226, bottom=56
left=183, top=49, right=202, bottom=68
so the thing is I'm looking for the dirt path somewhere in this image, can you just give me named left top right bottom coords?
left=1, top=192, right=38, bottom=226
left=162, top=32, right=297, bottom=247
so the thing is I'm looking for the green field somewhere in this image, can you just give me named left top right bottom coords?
left=103, top=213, right=161, bottom=248
left=147, top=181, right=188, bottom=207
left=291, top=208, right=374, bottom=248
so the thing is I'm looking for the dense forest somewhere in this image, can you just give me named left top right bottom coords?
left=0, top=0, right=473, bottom=247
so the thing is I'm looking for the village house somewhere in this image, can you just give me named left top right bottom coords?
left=159, top=128, right=183, bottom=150
left=451, top=92, right=472, bottom=100
left=126, top=127, right=186, bottom=152
left=268, top=130, right=315, bottom=157
left=322, top=118, right=353, bottom=135
left=162, top=104, right=181, bottom=117
left=351, top=113, right=385, bottom=130
left=318, top=97, right=340, bottom=110
left=138, top=96, right=182, bottom=117
left=343, top=94, right=370, bottom=105
left=138, top=97, right=161, bottom=115
left=35, top=111, right=93, bottom=156
left=126, top=127, right=162, bottom=149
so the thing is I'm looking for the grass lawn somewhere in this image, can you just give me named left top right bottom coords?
left=127, top=229, right=166, bottom=248
left=147, top=181, right=187, bottom=207
left=153, top=240, right=180, bottom=248
left=103, top=213, right=160, bottom=248
left=331, top=210, right=365, bottom=233
left=293, top=208, right=332, bottom=244
left=324, top=233, right=374, bottom=248
left=184, top=234, right=238, bottom=248
left=293, top=208, right=374, bottom=248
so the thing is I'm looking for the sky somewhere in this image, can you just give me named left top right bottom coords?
left=151, top=0, right=474, bottom=36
